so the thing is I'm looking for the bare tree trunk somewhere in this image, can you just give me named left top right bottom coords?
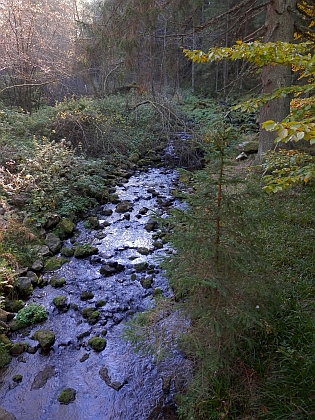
left=258, top=0, right=296, bottom=159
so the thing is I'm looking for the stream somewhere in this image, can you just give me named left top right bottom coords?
left=0, top=167, right=191, bottom=420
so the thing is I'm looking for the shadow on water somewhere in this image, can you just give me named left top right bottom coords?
left=0, top=167, right=191, bottom=420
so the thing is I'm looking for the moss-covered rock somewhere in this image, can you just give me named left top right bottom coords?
left=82, top=307, right=100, bottom=324
left=12, top=374, right=23, bottom=383
left=140, top=276, right=153, bottom=289
left=115, top=200, right=133, bottom=213
left=80, top=291, right=94, bottom=301
left=57, top=387, right=76, bottom=404
left=137, top=247, right=150, bottom=255
left=9, top=342, right=26, bottom=356
left=88, top=336, right=106, bottom=352
left=83, top=216, right=99, bottom=229
left=60, top=246, right=74, bottom=257
left=73, top=244, right=98, bottom=258
left=4, top=299, right=25, bottom=313
left=50, top=277, right=66, bottom=288
left=52, top=296, right=68, bottom=311
left=0, top=343, right=12, bottom=367
left=32, top=329, right=55, bottom=351
left=57, top=218, right=75, bottom=237
left=14, top=277, right=33, bottom=299
left=95, top=299, right=106, bottom=308
left=44, top=257, right=68, bottom=271
left=134, top=262, right=148, bottom=273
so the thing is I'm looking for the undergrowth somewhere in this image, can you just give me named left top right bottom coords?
left=158, top=125, right=315, bottom=419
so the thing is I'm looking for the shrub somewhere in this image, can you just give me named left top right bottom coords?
left=16, top=303, right=48, bottom=327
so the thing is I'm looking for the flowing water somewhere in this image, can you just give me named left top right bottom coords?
left=0, top=167, right=191, bottom=420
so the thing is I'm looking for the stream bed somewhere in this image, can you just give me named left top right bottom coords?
left=0, top=167, right=191, bottom=420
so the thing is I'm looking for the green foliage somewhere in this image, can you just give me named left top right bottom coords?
left=261, top=149, right=315, bottom=192
left=160, top=130, right=315, bottom=419
left=0, top=343, right=11, bottom=368
left=16, top=303, right=48, bottom=327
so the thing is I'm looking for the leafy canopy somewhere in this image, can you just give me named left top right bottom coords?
left=183, top=39, right=315, bottom=191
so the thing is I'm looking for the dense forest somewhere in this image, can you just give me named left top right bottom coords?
left=1, top=0, right=315, bottom=419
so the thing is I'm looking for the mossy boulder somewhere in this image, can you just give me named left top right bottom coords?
left=52, top=296, right=68, bottom=311
left=50, top=277, right=66, bottom=288
left=73, top=244, right=98, bottom=258
left=32, top=329, right=55, bottom=351
left=140, top=276, right=153, bottom=289
left=9, top=342, right=26, bottom=356
left=82, top=307, right=100, bottom=324
left=57, top=387, right=76, bottom=404
left=88, top=336, right=107, bottom=352
left=0, top=343, right=12, bottom=367
left=44, top=257, right=68, bottom=271
left=4, top=300, right=25, bottom=313
left=95, top=300, right=106, bottom=308
left=83, top=216, right=99, bottom=229
left=60, top=246, right=74, bottom=257
left=137, top=247, right=150, bottom=256
left=115, top=200, right=133, bottom=213
left=14, top=277, right=33, bottom=299
left=134, top=262, right=148, bottom=273
left=57, top=218, right=75, bottom=237
left=80, top=291, right=94, bottom=301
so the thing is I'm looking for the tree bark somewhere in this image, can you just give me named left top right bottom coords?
left=258, top=0, right=296, bottom=159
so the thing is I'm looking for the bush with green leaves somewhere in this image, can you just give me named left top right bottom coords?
left=16, top=303, right=48, bottom=327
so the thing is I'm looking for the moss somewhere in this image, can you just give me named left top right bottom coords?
left=88, top=336, right=106, bottom=352
left=43, top=257, right=68, bottom=271
left=134, top=262, right=148, bottom=273
left=0, top=342, right=12, bottom=368
left=13, top=374, right=23, bottom=383
left=137, top=247, right=150, bottom=255
left=95, top=299, right=106, bottom=307
left=52, top=296, right=68, bottom=311
left=57, top=387, right=76, bottom=404
left=81, top=307, right=100, bottom=324
left=50, top=277, right=66, bottom=288
left=73, top=244, right=98, bottom=258
left=60, top=246, right=74, bottom=257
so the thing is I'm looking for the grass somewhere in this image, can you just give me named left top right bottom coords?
left=160, top=132, right=315, bottom=419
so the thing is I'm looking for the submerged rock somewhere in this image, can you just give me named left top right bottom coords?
left=0, top=407, right=17, bottom=420
left=99, top=366, right=127, bottom=391
left=31, top=365, right=56, bottom=390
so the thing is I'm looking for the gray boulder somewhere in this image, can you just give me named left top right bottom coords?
left=45, top=233, right=61, bottom=254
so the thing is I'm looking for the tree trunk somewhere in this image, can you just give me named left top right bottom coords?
left=258, top=0, right=296, bottom=159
